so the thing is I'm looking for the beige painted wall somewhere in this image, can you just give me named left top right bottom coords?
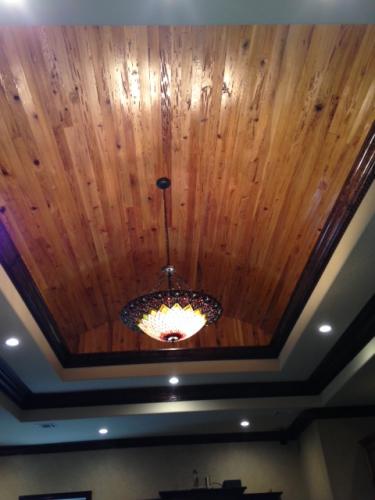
left=2, top=418, right=374, bottom=500
left=0, top=441, right=305, bottom=500
left=300, top=422, right=334, bottom=500
left=317, top=417, right=375, bottom=500
left=300, top=417, right=375, bottom=500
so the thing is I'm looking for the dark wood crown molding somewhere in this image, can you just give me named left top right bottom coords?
left=287, top=405, right=375, bottom=439
left=270, top=120, right=375, bottom=352
left=1, top=405, right=374, bottom=457
left=3, top=292, right=372, bottom=410
left=1, top=123, right=374, bottom=368
left=0, top=431, right=285, bottom=457
left=0, top=223, right=70, bottom=366
left=0, top=356, right=32, bottom=407
left=27, top=381, right=309, bottom=410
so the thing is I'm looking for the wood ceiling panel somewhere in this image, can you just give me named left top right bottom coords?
left=0, top=25, right=374, bottom=354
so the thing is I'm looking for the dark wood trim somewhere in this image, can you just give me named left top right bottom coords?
left=270, top=121, right=375, bottom=352
left=287, top=405, right=375, bottom=439
left=0, top=214, right=274, bottom=366
left=23, top=293, right=375, bottom=410
left=64, top=345, right=275, bottom=368
left=0, top=293, right=373, bottom=410
left=0, top=124, right=374, bottom=368
left=0, top=223, right=70, bottom=366
left=1, top=406, right=374, bottom=457
left=0, top=127, right=373, bottom=459
left=27, top=381, right=310, bottom=409
left=0, top=356, right=32, bottom=407
left=19, top=492, right=92, bottom=500
left=0, top=431, right=285, bottom=456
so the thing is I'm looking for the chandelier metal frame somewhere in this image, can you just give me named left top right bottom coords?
left=120, top=177, right=222, bottom=343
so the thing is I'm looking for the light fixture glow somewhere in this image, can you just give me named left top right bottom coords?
left=122, top=288, right=221, bottom=343
left=240, top=419, right=250, bottom=428
left=318, top=324, right=332, bottom=334
left=98, top=428, right=108, bottom=435
left=169, top=376, right=179, bottom=385
left=5, top=337, right=20, bottom=347
left=139, top=302, right=206, bottom=342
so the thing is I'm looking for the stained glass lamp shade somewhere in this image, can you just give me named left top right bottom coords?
left=121, top=277, right=222, bottom=343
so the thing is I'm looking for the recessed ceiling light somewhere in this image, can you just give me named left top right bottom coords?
left=318, top=324, right=333, bottom=334
left=240, top=419, right=250, bottom=428
left=98, top=428, right=108, bottom=435
left=169, top=376, right=179, bottom=385
left=5, top=337, right=20, bottom=347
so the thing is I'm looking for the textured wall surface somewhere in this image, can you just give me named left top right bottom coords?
left=300, top=422, right=334, bottom=500
left=300, top=417, right=375, bottom=500
left=317, top=417, right=375, bottom=500
left=0, top=441, right=305, bottom=500
left=2, top=419, right=374, bottom=500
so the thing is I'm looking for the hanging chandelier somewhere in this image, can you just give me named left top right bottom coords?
left=120, top=177, right=222, bottom=343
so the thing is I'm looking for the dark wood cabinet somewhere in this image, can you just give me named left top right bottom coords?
left=150, top=488, right=282, bottom=500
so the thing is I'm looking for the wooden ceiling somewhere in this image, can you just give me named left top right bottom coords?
left=0, top=25, right=374, bottom=354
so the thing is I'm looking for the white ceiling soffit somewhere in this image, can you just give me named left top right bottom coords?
left=0, top=0, right=374, bottom=26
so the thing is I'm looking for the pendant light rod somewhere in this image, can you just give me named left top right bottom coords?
left=156, top=177, right=172, bottom=288
left=162, top=188, right=171, bottom=267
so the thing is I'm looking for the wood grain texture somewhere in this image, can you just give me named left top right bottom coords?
left=0, top=25, right=374, bottom=354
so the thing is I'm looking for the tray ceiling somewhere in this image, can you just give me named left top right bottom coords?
left=0, top=25, right=374, bottom=355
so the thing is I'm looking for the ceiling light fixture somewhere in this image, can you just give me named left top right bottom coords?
left=5, top=337, right=20, bottom=347
left=98, top=428, right=108, bottom=435
left=121, top=177, right=222, bottom=343
left=169, top=376, right=180, bottom=385
left=240, top=419, right=250, bottom=428
left=318, top=324, right=332, bottom=334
